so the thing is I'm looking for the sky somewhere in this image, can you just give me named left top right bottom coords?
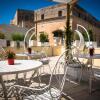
left=0, top=0, right=100, bottom=24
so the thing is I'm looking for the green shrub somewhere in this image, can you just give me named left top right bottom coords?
left=11, top=32, right=24, bottom=41
left=40, top=32, right=49, bottom=43
left=0, top=32, right=5, bottom=39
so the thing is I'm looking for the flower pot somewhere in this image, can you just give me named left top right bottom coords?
left=89, top=48, right=94, bottom=56
left=8, top=59, right=14, bottom=65
left=27, top=48, right=32, bottom=54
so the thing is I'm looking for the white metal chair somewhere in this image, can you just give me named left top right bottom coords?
left=72, top=24, right=91, bottom=82
left=75, top=24, right=100, bottom=94
left=89, top=64, right=100, bottom=94
left=11, top=49, right=71, bottom=100
left=70, top=27, right=87, bottom=82
left=39, top=47, right=51, bottom=74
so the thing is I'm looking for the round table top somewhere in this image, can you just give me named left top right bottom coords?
left=16, top=52, right=43, bottom=57
left=0, top=60, right=43, bottom=75
left=74, top=54, right=100, bottom=59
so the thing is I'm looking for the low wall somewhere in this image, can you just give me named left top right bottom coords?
left=12, top=46, right=63, bottom=57
left=8, top=47, right=100, bottom=68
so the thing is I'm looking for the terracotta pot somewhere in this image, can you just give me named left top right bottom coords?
left=89, top=47, right=94, bottom=56
left=8, top=59, right=14, bottom=65
left=27, top=48, right=32, bottom=54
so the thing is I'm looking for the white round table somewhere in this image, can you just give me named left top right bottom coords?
left=0, top=60, right=43, bottom=100
left=16, top=52, right=43, bottom=59
left=76, top=54, right=100, bottom=59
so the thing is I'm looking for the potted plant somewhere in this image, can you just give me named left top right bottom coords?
left=6, top=49, right=15, bottom=65
left=39, top=32, right=49, bottom=46
left=27, top=47, right=32, bottom=54
left=11, top=32, right=24, bottom=48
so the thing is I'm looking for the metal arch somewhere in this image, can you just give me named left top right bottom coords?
left=74, top=30, right=85, bottom=49
left=77, top=24, right=91, bottom=47
left=29, top=32, right=36, bottom=47
left=24, top=27, right=35, bottom=51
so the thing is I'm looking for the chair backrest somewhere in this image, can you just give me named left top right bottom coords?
left=73, top=24, right=91, bottom=52
left=39, top=47, right=50, bottom=64
left=73, top=24, right=91, bottom=63
left=48, top=49, right=70, bottom=98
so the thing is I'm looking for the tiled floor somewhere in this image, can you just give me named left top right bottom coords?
left=0, top=56, right=100, bottom=100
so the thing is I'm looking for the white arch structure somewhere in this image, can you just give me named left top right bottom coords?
left=77, top=24, right=91, bottom=47
left=74, top=30, right=85, bottom=49
left=24, top=27, right=35, bottom=51
left=74, top=24, right=91, bottom=49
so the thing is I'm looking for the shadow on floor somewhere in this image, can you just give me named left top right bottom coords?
left=32, top=74, right=100, bottom=100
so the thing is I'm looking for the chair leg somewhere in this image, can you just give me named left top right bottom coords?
left=78, top=66, right=84, bottom=83
left=89, top=76, right=92, bottom=94
left=37, top=70, right=41, bottom=87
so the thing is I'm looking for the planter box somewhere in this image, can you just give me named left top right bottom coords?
left=67, top=66, right=89, bottom=81
left=29, top=40, right=37, bottom=47
left=37, top=42, right=49, bottom=46
left=73, top=40, right=97, bottom=48
left=54, top=37, right=62, bottom=46
left=11, top=41, right=24, bottom=48
left=86, top=41, right=97, bottom=48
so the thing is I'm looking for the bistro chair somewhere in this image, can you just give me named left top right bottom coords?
left=39, top=47, right=51, bottom=74
left=74, top=24, right=100, bottom=94
left=89, top=65, right=100, bottom=94
left=11, top=49, right=71, bottom=100
left=72, top=24, right=92, bottom=82
left=69, top=28, right=87, bottom=82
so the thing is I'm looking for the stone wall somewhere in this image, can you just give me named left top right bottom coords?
left=35, top=4, right=100, bottom=46
left=11, top=9, right=34, bottom=29
left=36, top=19, right=66, bottom=46
left=11, top=4, right=100, bottom=46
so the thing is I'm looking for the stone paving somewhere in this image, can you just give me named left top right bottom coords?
left=0, top=56, right=100, bottom=100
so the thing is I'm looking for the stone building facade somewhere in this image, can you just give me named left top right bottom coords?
left=34, top=4, right=100, bottom=46
left=10, top=9, right=34, bottom=29
left=72, top=5, right=100, bottom=46
left=11, top=4, right=100, bottom=46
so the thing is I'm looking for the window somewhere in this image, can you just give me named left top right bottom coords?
left=78, top=13, right=80, bottom=17
left=58, top=11, right=62, bottom=17
left=84, top=16, right=87, bottom=21
left=25, top=15, right=29, bottom=21
left=41, top=14, right=44, bottom=20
